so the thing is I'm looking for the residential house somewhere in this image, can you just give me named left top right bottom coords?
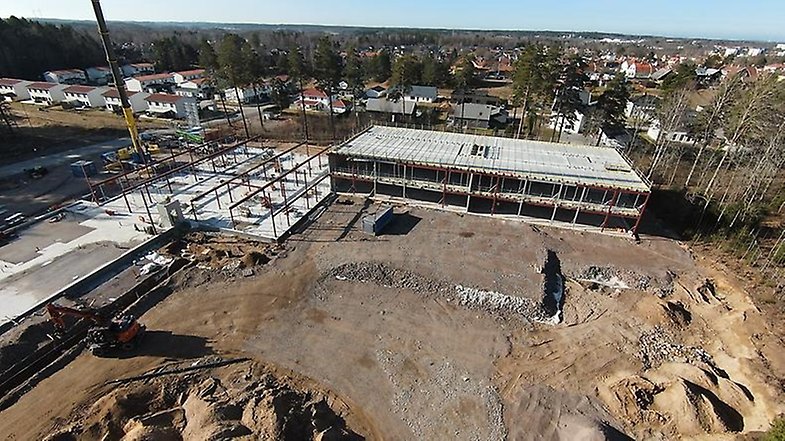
left=144, top=93, right=194, bottom=119
left=621, top=61, right=654, bottom=80
left=27, top=82, right=67, bottom=104
left=0, top=78, right=32, bottom=101
left=548, top=110, right=588, bottom=135
left=365, top=85, right=387, bottom=99
left=695, top=67, right=722, bottom=86
left=103, top=88, right=150, bottom=113
left=646, top=108, right=698, bottom=145
left=176, top=78, right=211, bottom=99
left=222, top=85, right=265, bottom=105
left=365, top=98, right=417, bottom=121
left=121, top=63, right=155, bottom=77
left=173, top=69, right=205, bottom=84
left=651, top=68, right=673, bottom=84
left=647, top=120, right=697, bottom=145
left=43, top=69, right=87, bottom=85
left=403, top=85, right=438, bottom=103
left=294, top=88, right=341, bottom=112
left=625, top=95, right=659, bottom=119
left=85, top=66, right=114, bottom=85
left=451, top=103, right=508, bottom=129
left=62, top=85, right=107, bottom=108
left=125, top=73, right=175, bottom=93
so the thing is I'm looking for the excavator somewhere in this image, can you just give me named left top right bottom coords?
left=46, top=303, right=146, bottom=357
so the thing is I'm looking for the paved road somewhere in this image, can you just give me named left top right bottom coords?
left=0, top=137, right=131, bottom=179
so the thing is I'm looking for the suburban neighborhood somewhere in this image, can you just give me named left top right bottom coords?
left=0, top=3, right=785, bottom=441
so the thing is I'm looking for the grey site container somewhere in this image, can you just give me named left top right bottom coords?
left=362, top=206, right=393, bottom=235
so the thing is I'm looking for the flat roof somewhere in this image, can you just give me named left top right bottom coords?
left=333, top=126, right=651, bottom=192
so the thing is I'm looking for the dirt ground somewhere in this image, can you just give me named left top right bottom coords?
left=1, top=199, right=784, bottom=440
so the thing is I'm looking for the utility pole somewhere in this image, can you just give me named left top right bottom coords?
left=90, top=0, right=144, bottom=156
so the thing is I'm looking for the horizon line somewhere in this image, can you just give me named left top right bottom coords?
left=11, top=16, right=782, bottom=44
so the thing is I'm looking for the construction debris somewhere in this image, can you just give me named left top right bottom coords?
left=638, top=326, right=717, bottom=371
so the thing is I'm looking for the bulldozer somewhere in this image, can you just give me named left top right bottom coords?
left=46, top=303, right=145, bottom=357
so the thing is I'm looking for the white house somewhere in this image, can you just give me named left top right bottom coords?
left=121, top=63, right=155, bottom=77
left=103, top=88, right=150, bottom=113
left=85, top=66, right=113, bottom=85
left=125, top=73, right=174, bottom=93
left=144, top=93, right=194, bottom=118
left=222, top=85, right=263, bottom=104
left=647, top=120, right=697, bottom=145
left=621, top=61, right=654, bottom=80
left=176, top=78, right=211, bottom=99
left=294, top=88, right=336, bottom=111
left=27, top=82, right=67, bottom=104
left=43, top=69, right=87, bottom=85
left=62, top=85, right=107, bottom=108
left=548, top=110, right=587, bottom=135
left=403, top=85, right=437, bottom=103
left=173, top=69, right=205, bottom=84
left=0, top=78, right=32, bottom=101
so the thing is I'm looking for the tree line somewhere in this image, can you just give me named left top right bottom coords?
left=0, top=16, right=106, bottom=80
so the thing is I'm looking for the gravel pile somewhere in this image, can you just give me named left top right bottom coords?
left=329, top=262, right=450, bottom=295
left=455, top=285, right=556, bottom=324
left=638, top=326, right=717, bottom=371
left=576, top=266, right=675, bottom=297
left=329, top=262, right=559, bottom=324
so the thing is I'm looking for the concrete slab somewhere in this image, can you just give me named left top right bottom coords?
left=0, top=203, right=151, bottom=324
left=100, top=146, right=331, bottom=240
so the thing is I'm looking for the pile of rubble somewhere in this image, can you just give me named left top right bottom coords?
left=576, top=266, right=675, bottom=297
left=161, top=232, right=278, bottom=274
left=638, top=326, right=717, bottom=371
left=454, top=286, right=554, bottom=323
left=329, top=262, right=558, bottom=324
left=329, top=262, right=450, bottom=295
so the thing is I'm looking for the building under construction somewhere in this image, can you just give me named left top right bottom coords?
left=329, top=126, right=651, bottom=234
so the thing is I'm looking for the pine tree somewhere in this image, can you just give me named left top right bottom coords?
left=313, top=36, right=343, bottom=141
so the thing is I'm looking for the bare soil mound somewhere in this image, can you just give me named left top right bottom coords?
left=44, top=359, right=363, bottom=441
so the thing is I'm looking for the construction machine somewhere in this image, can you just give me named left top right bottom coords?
left=46, top=303, right=145, bottom=356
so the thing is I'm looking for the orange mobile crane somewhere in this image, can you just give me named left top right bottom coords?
left=46, top=303, right=146, bottom=356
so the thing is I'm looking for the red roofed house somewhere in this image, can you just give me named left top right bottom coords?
left=102, top=88, right=150, bottom=113
left=43, top=69, right=87, bottom=85
left=63, top=85, right=108, bottom=108
left=0, top=78, right=32, bottom=101
left=173, top=69, right=205, bottom=84
left=145, top=93, right=194, bottom=118
left=295, top=88, right=342, bottom=113
left=125, top=73, right=175, bottom=93
left=27, top=82, right=67, bottom=104
left=622, top=61, right=654, bottom=80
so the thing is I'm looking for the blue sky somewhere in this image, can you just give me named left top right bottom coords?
left=1, top=0, right=782, bottom=41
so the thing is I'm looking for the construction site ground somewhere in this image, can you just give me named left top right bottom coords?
left=1, top=198, right=784, bottom=440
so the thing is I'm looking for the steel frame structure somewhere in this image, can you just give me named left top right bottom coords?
left=226, top=146, right=331, bottom=237
left=329, top=154, right=651, bottom=235
left=82, top=136, right=262, bottom=232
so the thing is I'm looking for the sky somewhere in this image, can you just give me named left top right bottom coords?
left=0, top=0, right=783, bottom=42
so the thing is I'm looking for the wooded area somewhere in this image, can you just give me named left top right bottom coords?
left=0, top=17, right=105, bottom=80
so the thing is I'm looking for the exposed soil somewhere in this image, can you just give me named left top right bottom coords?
left=0, top=199, right=783, bottom=440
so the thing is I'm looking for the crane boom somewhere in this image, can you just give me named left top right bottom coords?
left=90, top=0, right=144, bottom=156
